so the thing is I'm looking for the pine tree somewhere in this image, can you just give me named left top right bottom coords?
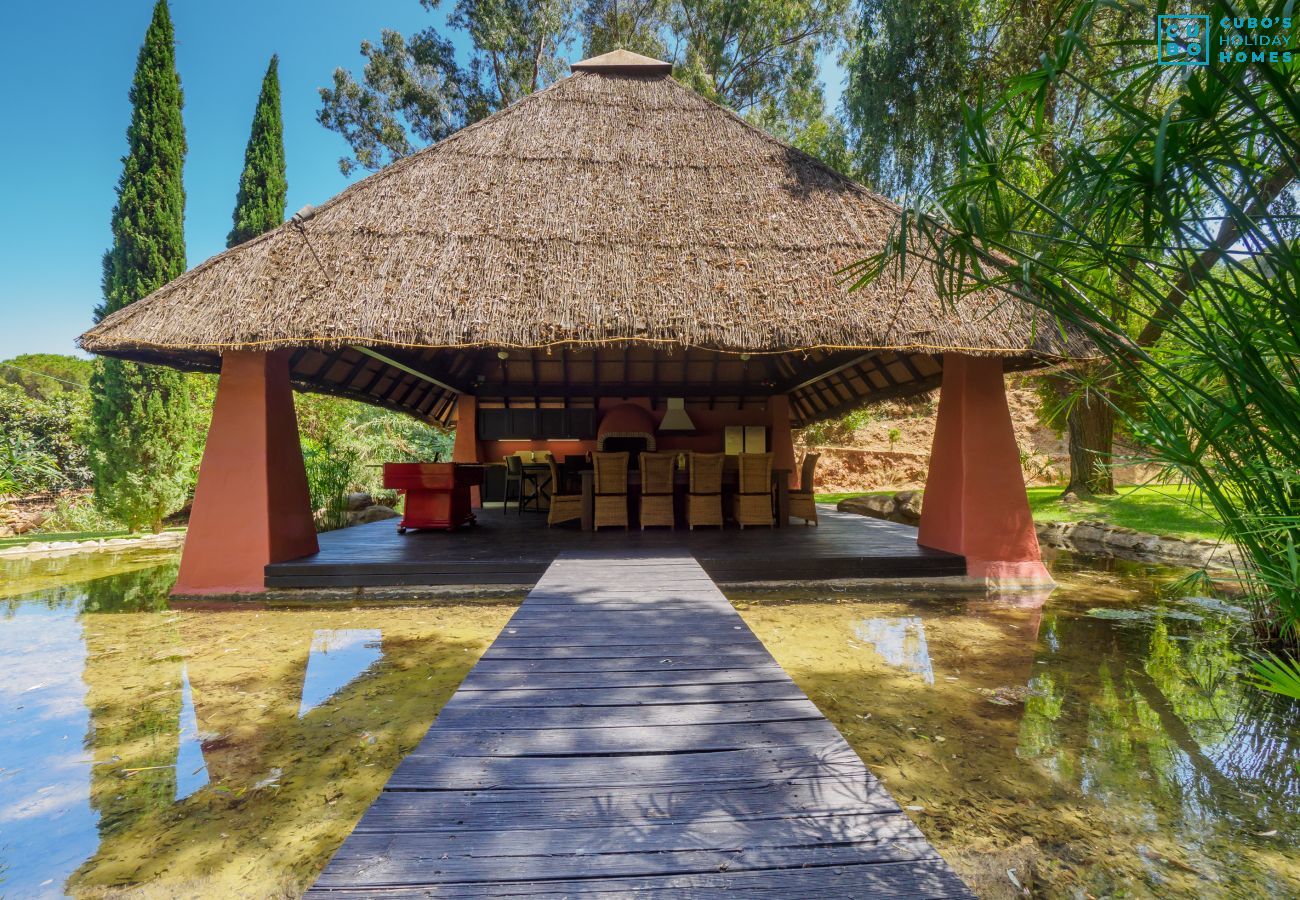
left=91, top=0, right=196, bottom=533
left=228, top=55, right=287, bottom=247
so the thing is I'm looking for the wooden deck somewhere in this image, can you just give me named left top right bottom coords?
left=307, top=553, right=972, bottom=897
left=266, top=506, right=964, bottom=589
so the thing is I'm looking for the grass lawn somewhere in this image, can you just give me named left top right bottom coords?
left=818, top=484, right=1223, bottom=542
left=0, top=526, right=186, bottom=551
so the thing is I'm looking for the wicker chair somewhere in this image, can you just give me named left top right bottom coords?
left=592, top=451, right=630, bottom=530
left=546, top=458, right=583, bottom=527
left=638, top=451, right=677, bottom=529
left=687, top=452, right=725, bottom=530
left=734, top=452, right=774, bottom=528
left=788, top=452, right=820, bottom=525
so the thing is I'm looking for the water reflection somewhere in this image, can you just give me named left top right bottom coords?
left=175, top=665, right=209, bottom=801
left=0, top=550, right=515, bottom=898
left=733, top=563, right=1300, bottom=898
left=298, top=629, right=384, bottom=717
left=853, top=616, right=936, bottom=684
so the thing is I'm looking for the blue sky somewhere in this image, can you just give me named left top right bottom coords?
left=0, top=1, right=845, bottom=361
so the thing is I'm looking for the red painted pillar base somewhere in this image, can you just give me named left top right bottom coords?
left=173, top=350, right=318, bottom=596
left=452, top=395, right=482, bottom=507
left=918, top=354, right=1054, bottom=590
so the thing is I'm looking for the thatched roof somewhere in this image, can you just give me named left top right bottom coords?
left=80, top=53, right=1092, bottom=425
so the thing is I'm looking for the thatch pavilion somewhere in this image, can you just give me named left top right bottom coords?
left=81, top=50, right=1088, bottom=595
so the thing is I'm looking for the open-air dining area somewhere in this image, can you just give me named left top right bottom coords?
left=492, top=446, right=797, bottom=531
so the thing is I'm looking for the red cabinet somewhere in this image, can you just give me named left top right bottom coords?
left=382, top=463, right=484, bottom=532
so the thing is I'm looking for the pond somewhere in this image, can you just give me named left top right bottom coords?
left=732, top=557, right=1300, bottom=897
left=0, top=549, right=517, bottom=898
left=0, top=549, right=1296, bottom=898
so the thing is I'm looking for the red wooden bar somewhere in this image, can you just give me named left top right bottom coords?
left=383, top=463, right=484, bottom=533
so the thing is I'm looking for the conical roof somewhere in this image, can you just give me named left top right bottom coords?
left=81, top=64, right=1090, bottom=363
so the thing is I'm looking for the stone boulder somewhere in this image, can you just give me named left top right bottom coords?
left=837, top=491, right=925, bottom=527
left=349, top=504, right=400, bottom=525
left=893, top=490, right=923, bottom=525
left=345, top=491, right=374, bottom=511
left=837, top=494, right=897, bottom=520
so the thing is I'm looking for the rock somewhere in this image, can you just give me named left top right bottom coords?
left=24, top=542, right=50, bottom=552
left=350, top=505, right=400, bottom=525
left=892, top=491, right=923, bottom=524
left=837, top=494, right=897, bottom=521
left=346, top=492, right=374, bottom=511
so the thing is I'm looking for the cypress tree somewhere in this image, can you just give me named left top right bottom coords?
left=90, top=0, right=196, bottom=533
left=228, top=55, right=287, bottom=247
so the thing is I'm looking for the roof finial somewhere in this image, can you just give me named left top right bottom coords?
left=570, top=49, right=672, bottom=75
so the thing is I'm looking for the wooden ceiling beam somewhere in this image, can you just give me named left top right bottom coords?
left=775, top=349, right=880, bottom=394
left=474, top=382, right=770, bottom=399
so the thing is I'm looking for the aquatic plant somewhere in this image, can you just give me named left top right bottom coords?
left=846, top=0, right=1300, bottom=673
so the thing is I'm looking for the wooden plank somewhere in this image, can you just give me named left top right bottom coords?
left=467, top=654, right=778, bottom=673
left=408, top=719, right=847, bottom=756
left=351, top=774, right=893, bottom=832
left=432, top=698, right=823, bottom=728
left=433, top=681, right=809, bottom=708
left=315, top=835, right=939, bottom=887
left=305, top=858, right=972, bottom=898
left=309, top=553, right=971, bottom=897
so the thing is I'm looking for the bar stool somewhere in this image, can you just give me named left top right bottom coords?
left=504, top=455, right=541, bottom=514
left=687, top=452, right=725, bottom=530
left=593, top=451, right=630, bottom=530
left=638, top=451, right=677, bottom=529
left=734, top=452, right=774, bottom=528
left=789, top=453, right=820, bottom=525
left=546, top=458, right=583, bottom=527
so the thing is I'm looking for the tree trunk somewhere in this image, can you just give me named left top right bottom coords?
left=1064, top=389, right=1116, bottom=496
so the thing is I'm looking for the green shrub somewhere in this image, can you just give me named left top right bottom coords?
left=41, top=495, right=122, bottom=533
left=799, top=408, right=874, bottom=446
left=303, top=435, right=361, bottom=532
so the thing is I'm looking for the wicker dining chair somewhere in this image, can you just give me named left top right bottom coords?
left=639, top=451, right=677, bottom=529
left=734, top=452, right=775, bottom=528
left=546, top=458, right=583, bottom=527
left=687, top=452, right=725, bottom=530
left=592, top=451, right=630, bottom=530
left=788, top=452, right=820, bottom=525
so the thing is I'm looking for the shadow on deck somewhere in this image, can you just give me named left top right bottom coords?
left=266, top=506, right=965, bottom=589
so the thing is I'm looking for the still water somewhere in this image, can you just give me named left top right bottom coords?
left=0, top=550, right=516, bottom=898
left=733, top=558, right=1300, bottom=898
left=0, top=549, right=1297, bottom=898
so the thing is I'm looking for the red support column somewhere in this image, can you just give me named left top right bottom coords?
left=173, top=350, right=318, bottom=596
left=918, top=354, right=1054, bottom=589
left=767, top=394, right=797, bottom=488
left=451, top=395, right=482, bottom=507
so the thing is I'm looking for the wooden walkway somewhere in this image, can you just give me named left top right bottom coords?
left=308, top=552, right=971, bottom=897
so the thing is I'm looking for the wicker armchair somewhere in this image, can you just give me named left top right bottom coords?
left=734, top=452, right=774, bottom=528
left=789, top=452, right=820, bottom=525
left=687, top=452, right=725, bottom=529
left=638, top=451, right=677, bottom=529
left=592, top=451, right=630, bottom=530
left=546, top=458, right=583, bottom=527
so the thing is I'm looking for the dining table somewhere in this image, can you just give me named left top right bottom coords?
left=577, top=468, right=791, bottom=531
